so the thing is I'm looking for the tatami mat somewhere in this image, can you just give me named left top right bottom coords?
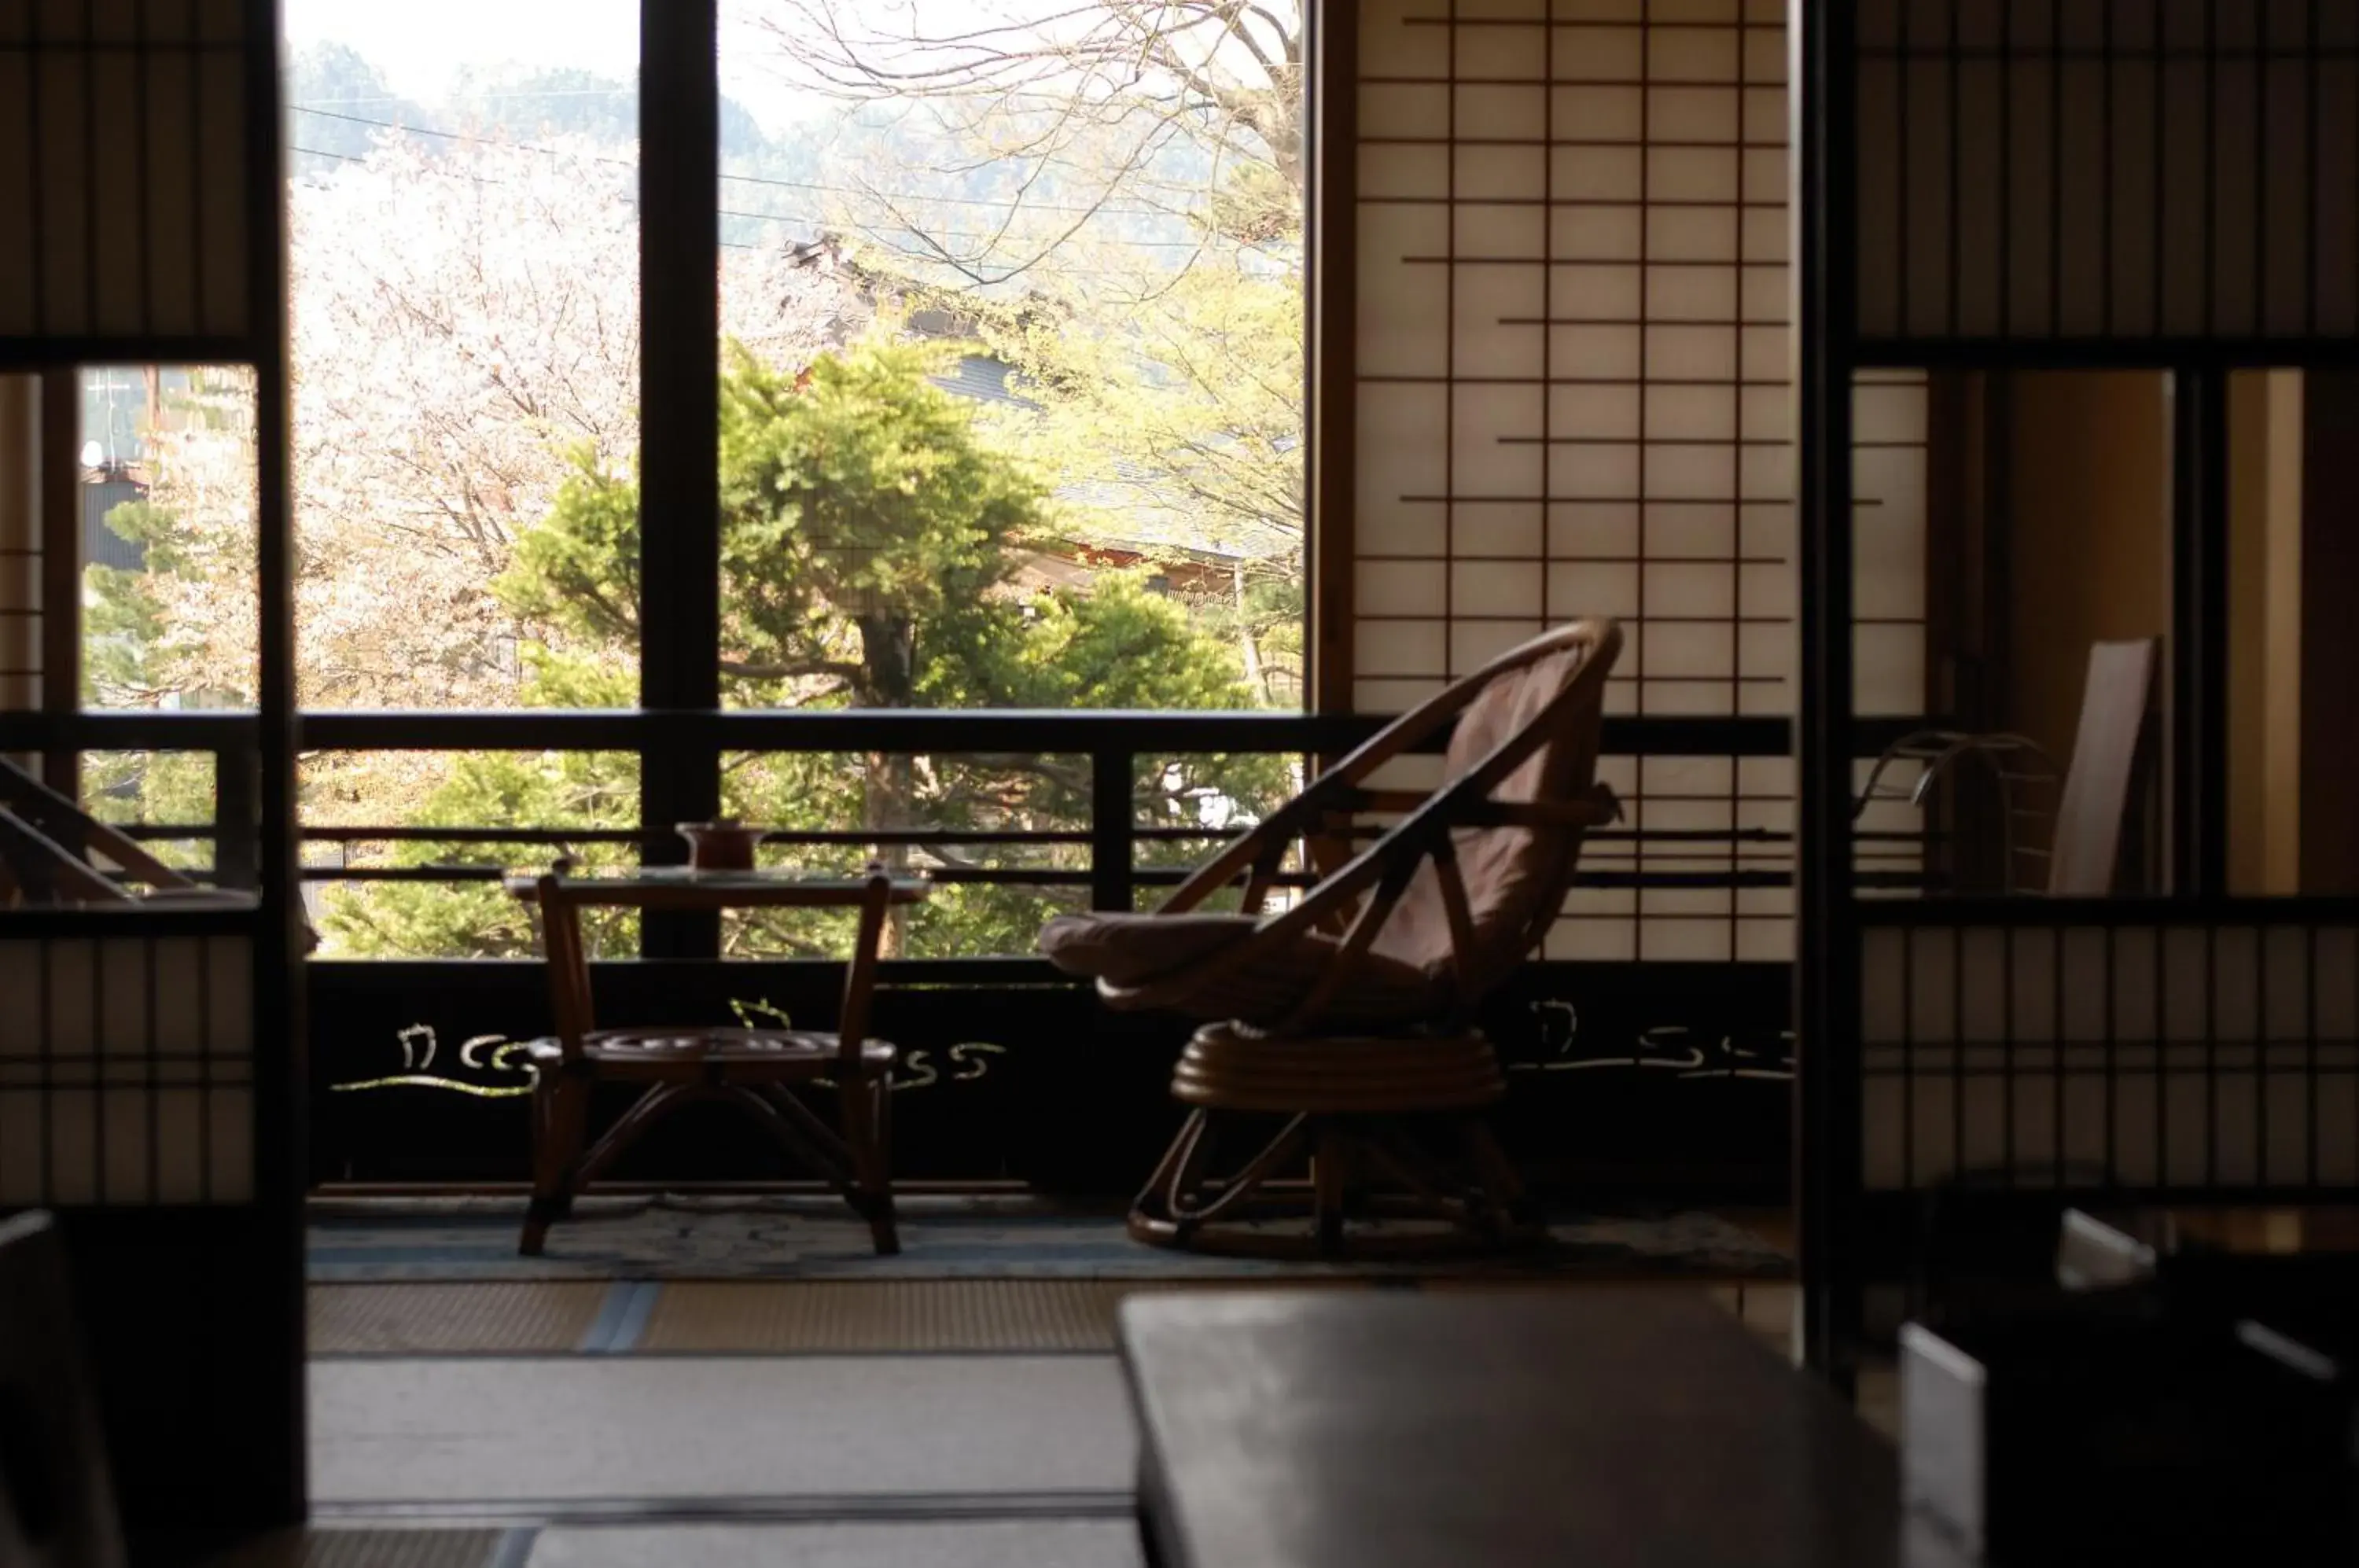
left=308, top=1276, right=1784, bottom=1356
left=311, top=1283, right=613, bottom=1355
left=185, top=1529, right=517, bottom=1567
left=310, top=1356, right=1137, bottom=1506
left=309, top=1197, right=1790, bottom=1283
left=525, top=1520, right=1143, bottom=1568
left=639, top=1277, right=1369, bottom=1353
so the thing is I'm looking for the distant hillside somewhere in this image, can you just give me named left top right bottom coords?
left=284, top=46, right=1221, bottom=265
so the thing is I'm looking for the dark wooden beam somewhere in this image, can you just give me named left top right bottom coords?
left=242, top=0, right=308, bottom=1526
left=37, top=370, right=77, bottom=796
left=639, top=0, right=723, bottom=955
left=1792, top=0, right=1864, bottom=1386
left=2299, top=372, right=2359, bottom=893
left=1308, top=0, right=1356, bottom=723
left=2169, top=368, right=2230, bottom=897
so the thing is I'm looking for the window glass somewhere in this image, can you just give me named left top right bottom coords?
left=712, top=0, right=1307, bottom=716
left=282, top=0, right=642, bottom=710
left=79, top=366, right=256, bottom=712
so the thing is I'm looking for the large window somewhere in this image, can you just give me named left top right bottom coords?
left=273, top=1, right=1309, bottom=957
left=79, top=365, right=257, bottom=716
left=40, top=2, right=1918, bottom=974
left=712, top=0, right=1307, bottom=714
left=280, top=0, right=642, bottom=716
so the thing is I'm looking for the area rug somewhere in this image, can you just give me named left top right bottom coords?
left=307, top=1194, right=1790, bottom=1283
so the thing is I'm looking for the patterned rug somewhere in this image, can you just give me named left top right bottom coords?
left=307, top=1194, right=1790, bottom=1282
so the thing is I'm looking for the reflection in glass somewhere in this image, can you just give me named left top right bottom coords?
left=79, top=366, right=257, bottom=711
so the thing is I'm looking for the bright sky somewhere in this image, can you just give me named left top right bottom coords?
left=282, top=0, right=640, bottom=96
left=278, top=0, right=1020, bottom=131
left=281, top=0, right=1285, bottom=138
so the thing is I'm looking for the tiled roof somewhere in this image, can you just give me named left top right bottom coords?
left=927, top=355, right=1037, bottom=410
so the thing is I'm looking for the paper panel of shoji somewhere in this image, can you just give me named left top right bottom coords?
left=1355, top=0, right=1929, bottom=720
left=1860, top=919, right=2359, bottom=1192
left=1356, top=746, right=1795, bottom=963
left=0, top=377, right=36, bottom=716
left=1854, top=0, right=2359, bottom=345
left=0, top=929, right=255, bottom=1205
left=0, top=0, right=252, bottom=344
left=1546, top=750, right=1801, bottom=963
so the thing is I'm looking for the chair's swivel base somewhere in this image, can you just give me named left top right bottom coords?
left=1127, top=1024, right=1540, bottom=1261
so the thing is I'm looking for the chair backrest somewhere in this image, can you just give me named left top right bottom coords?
left=0, top=757, right=196, bottom=902
left=0, top=1213, right=125, bottom=1568
left=1366, top=623, right=1619, bottom=1002
left=2047, top=638, right=2157, bottom=896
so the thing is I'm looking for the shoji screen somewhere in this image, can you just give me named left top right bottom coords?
left=1862, top=917, right=2359, bottom=1191
left=0, top=0, right=252, bottom=342
left=0, top=926, right=255, bottom=1204
left=1855, top=0, right=2359, bottom=346
left=1354, top=0, right=1929, bottom=960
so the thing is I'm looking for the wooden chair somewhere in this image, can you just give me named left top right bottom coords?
left=0, top=756, right=322, bottom=951
left=1040, top=620, right=1623, bottom=1257
left=0, top=755, right=197, bottom=906
left=0, top=1213, right=125, bottom=1568
left=517, top=870, right=903, bottom=1257
left=1853, top=637, right=2158, bottom=897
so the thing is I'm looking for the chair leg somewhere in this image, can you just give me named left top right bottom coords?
left=521, top=1074, right=591, bottom=1257
left=842, top=1073, right=899, bottom=1257
left=870, top=1075, right=900, bottom=1254
left=1162, top=1110, right=1226, bottom=1242
left=1312, top=1123, right=1350, bottom=1253
left=1133, top=1109, right=1202, bottom=1213
left=1460, top=1117, right=1536, bottom=1235
left=574, top=1084, right=694, bottom=1193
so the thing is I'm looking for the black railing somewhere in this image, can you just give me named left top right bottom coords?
left=1, top=707, right=1939, bottom=932
left=2, top=707, right=1855, bottom=1191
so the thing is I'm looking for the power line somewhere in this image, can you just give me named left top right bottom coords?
left=289, top=105, right=1186, bottom=220
left=289, top=148, right=1202, bottom=271
left=292, top=90, right=635, bottom=105
left=291, top=146, right=1206, bottom=252
left=295, top=142, right=756, bottom=247
left=293, top=105, right=639, bottom=167
left=717, top=207, right=1213, bottom=250
left=721, top=165, right=1170, bottom=221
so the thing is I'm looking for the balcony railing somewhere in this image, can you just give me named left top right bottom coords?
left=1, top=710, right=1929, bottom=942
left=3, top=706, right=1890, bottom=1191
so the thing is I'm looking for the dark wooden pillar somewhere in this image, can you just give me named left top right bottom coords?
left=38, top=370, right=78, bottom=794
left=638, top=0, right=723, bottom=955
left=2299, top=374, right=2359, bottom=894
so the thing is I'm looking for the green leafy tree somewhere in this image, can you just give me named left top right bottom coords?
left=83, top=503, right=180, bottom=709
left=988, top=254, right=1305, bottom=705
left=326, top=339, right=1289, bottom=959
left=79, top=504, right=219, bottom=873
left=75, top=368, right=260, bottom=875
left=741, top=0, right=1308, bottom=697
